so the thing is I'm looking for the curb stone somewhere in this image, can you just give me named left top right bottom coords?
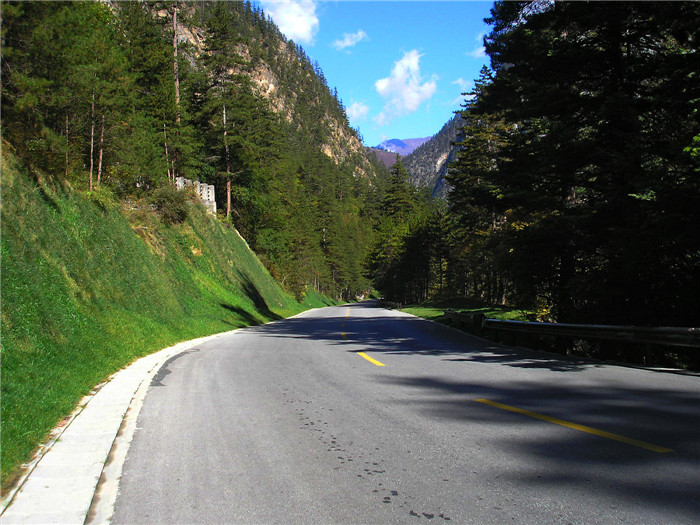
left=0, top=330, right=235, bottom=525
left=0, top=307, right=321, bottom=524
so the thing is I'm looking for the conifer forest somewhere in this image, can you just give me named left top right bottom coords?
left=3, top=0, right=699, bottom=325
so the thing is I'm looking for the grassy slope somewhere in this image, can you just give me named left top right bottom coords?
left=401, top=297, right=533, bottom=324
left=0, top=148, right=330, bottom=489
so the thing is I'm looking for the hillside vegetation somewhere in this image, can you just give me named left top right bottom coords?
left=0, top=147, right=333, bottom=489
left=375, top=2, right=700, bottom=330
left=403, top=115, right=463, bottom=198
left=1, top=1, right=386, bottom=302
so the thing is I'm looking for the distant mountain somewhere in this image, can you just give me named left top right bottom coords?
left=402, top=115, right=463, bottom=198
left=375, top=137, right=431, bottom=157
left=366, top=147, right=400, bottom=169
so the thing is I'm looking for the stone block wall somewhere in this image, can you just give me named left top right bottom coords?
left=175, top=177, right=217, bottom=215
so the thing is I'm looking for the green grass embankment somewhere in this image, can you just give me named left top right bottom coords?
left=0, top=148, right=332, bottom=490
left=401, top=297, right=533, bottom=325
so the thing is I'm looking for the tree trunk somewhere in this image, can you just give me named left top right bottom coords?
left=227, top=179, right=232, bottom=219
left=65, top=113, right=69, bottom=179
left=97, top=114, right=105, bottom=185
left=163, top=123, right=171, bottom=183
left=89, top=84, right=95, bottom=191
left=172, top=4, right=180, bottom=179
left=223, top=104, right=230, bottom=174
left=223, top=103, right=231, bottom=218
left=173, top=5, right=180, bottom=127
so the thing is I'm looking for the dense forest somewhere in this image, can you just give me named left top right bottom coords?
left=6, top=0, right=700, bottom=498
left=380, top=1, right=700, bottom=328
left=3, top=0, right=699, bottom=325
left=1, top=0, right=390, bottom=301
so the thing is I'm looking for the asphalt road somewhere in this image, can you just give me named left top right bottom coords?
left=111, top=301, right=700, bottom=524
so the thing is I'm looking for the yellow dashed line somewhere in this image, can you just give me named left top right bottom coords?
left=357, top=352, right=385, bottom=367
left=475, top=398, right=673, bottom=453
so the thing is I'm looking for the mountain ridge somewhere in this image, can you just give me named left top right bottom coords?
left=402, top=115, right=463, bottom=198
left=375, top=137, right=431, bottom=156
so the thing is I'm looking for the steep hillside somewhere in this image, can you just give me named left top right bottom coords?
left=0, top=147, right=332, bottom=489
left=2, top=1, right=381, bottom=301
left=174, top=2, right=372, bottom=175
left=403, top=115, right=463, bottom=198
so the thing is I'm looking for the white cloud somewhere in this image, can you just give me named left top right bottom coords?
left=450, top=93, right=476, bottom=107
left=333, top=29, right=369, bottom=51
left=347, top=101, right=370, bottom=122
left=466, top=31, right=488, bottom=59
left=260, top=1, right=319, bottom=44
left=466, top=46, right=486, bottom=59
left=374, top=50, right=437, bottom=126
left=452, top=78, right=471, bottom=91
left=450, top=78, right=474, bottom=105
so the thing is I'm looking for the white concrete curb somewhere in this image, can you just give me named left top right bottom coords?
left=0, top=306, right=324, bottom=524
left=0, top=330, right=234, bottom=525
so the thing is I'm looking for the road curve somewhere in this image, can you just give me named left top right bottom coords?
left=111, top=301, right=700, bottom=524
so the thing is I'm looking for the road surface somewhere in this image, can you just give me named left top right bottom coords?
left=111, top=302, right=700, bottom=523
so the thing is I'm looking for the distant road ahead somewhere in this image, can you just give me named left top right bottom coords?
left=113, top=301, right=700, bottom=524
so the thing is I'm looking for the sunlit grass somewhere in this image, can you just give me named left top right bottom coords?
left=0, top=150, right=331, bottom=490
left=402, top=298, right=533, bottom=325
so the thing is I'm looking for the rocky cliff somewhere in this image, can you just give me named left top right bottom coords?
left=402, top=115, right=463, bottom=198
left=170, top=3, right=372, bottom=176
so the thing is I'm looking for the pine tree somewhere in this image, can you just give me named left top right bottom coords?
left=446, top=0, right=700, bottom=324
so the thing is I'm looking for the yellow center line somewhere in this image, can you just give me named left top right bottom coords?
left=474, top=398, right=673, bottom=453
left=342, top=306, right=385, bottom=367
left=358, top=352, right=385, bottom=367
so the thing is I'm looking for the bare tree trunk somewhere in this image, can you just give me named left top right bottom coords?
left=227, top=179, right=232, bottom=219
left=97, top=113, right=105, bottom=185
left=223, top=104, right=230, bottom=174
left=223, top=103, right=231, bottom=218
left=172, top=4, right=181, bottom=179
left=163, top=123, right=171, bottom=183
left=65, top=113, right=69, bottom=178
left=89, top=84, right=95, bottom=191
left=173, top=4, right=180, bottom=127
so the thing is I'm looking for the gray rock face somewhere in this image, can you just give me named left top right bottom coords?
left=403, top=115, right=463, bottom=199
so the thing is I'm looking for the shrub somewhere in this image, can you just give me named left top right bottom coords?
left=150, top=185, right=189, bottom=225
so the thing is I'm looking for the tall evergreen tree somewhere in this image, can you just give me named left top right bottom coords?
left=447, top=1, right=700, bottom=324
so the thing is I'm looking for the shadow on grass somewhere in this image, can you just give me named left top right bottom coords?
left=219, top=303, right=262, bottom=327
left=218, top=274, right=283, bottom=327
left=239, top=274, right=282, bottom=322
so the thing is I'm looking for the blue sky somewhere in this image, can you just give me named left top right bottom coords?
left=255, top=1, right=494, bottom=147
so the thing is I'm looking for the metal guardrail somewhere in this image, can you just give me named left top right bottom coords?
left=484, top=319, right=700, bottom=348
left=379, top=300, right=403, bottom=310
left=444, top=311, right=486, bottom=334
left=443, top=311, right=700, bottom=349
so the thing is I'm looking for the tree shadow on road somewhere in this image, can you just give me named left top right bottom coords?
left=249, top=302, right=700, bottom=521
left=374, top=372, right=700, bottom=521
left=254, top=302, right=598, bottom=373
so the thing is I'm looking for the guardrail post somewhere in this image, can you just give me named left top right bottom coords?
left=475, top=314, right=485, bottom=337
